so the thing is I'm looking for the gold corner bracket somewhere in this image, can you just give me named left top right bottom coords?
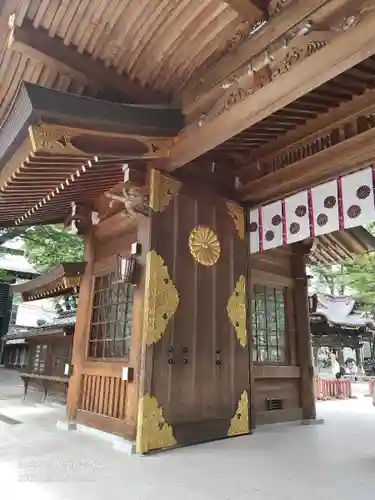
left=149, top=169, right=181, bottom=212
left=227, top=275, right=247, bottom=347
left=143, top=250, right=179, bottom=345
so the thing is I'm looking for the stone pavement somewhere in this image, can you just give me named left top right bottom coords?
left=0, top=367, right=374, bottom=500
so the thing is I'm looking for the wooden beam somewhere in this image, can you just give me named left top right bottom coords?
left=238, top=125, right=375, bottom=203
left=182, top=0, right=350, bottom=115
left=164, top=4, right=375, bottom=172
left=238, top=87, right=375, bottom=179
left=223, top=0, right=267, bottom=20
left=8, top=20, right=164, bottom=104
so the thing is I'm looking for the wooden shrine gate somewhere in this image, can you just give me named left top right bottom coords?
left=136, top=170, right=250, bottom=453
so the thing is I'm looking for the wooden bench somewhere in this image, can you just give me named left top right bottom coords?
left=20, top=373, right=69, bottom=402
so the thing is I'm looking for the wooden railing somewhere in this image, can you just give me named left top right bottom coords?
left=315, top=377, right=352, bottom=400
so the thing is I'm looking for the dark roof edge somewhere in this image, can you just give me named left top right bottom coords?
left=12, top=262, right=86, bottom=297
left=24, top=82, right=184, bottom=136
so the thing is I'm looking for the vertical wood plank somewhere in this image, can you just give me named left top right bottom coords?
left=102, top=376, right=110, bottom=416
left=98, top=374, right=105, bottom=414
left=67, top=230, right=95, bottom=421
left=82, top=374, right=89, bottom=410
left=89, top=376, right=97, bottom=413
left=93, top=375, right=101, bottom=414
left=292, top=246, right=316, bottom=420
left=108, top=376, right=115, bottom=417
left=118, top=380, right=127, bottom=420
left=113, top=378, right=120, bottom=418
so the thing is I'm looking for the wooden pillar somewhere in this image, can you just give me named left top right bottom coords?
left=337, top=347, right=345, bottom=367
left=123, top=214, right=150, bottom=438
left=313, top=346, right=319, bottom=368
left=293, top=246, right=316, bottom=420
left=66, top=230, right=95, bottom=422
left=355, top=347, right=362, bottom=367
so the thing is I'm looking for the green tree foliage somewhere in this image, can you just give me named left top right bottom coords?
left=310, top=263, right=347, bottom=295
left=0, top=269, right=9, bottom=280
left=341, top=254, right=375, bottom=304
left=22, top=225, right=83, bottom=272
left=310, top=223, right=375, bottom=304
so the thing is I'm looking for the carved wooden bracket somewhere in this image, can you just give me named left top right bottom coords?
left=64, top=203, right=99, bottom=236
left=104, top=186, right=148, bottom=218
left=102, top=165, right=148, bottom=219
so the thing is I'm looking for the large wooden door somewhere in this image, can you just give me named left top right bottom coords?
left=137, top=170, right=250, bottom=453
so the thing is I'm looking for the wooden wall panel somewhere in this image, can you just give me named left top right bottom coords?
left=249, top=247, right=310, bottom=426
left=67, top=215, right=146, bottom=441
left=137, top=172, right=249, bottom=453
left=253, top=379, right=301, bottom=412
left=250, top=248, right=293, bottom=277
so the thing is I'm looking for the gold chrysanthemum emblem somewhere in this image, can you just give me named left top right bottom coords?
left=188, top=226, right=220, bottom=266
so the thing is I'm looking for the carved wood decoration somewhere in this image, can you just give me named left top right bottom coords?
left=138, top=171, right=250, bottom=452
left=143, top=250, right=180, bottom=346
left=182, top=0, right=297, bottom=111
left=201, top=28, right=342, bottom=127
left=227, top=275, right=247, bottom=347
left=29, top=123, right=174, bottom=159
left=0, top=82, right=183, bottom=228
left=136, top=395, right=177, bottom=454
left=104, top=187, right=148, bottom=219
left=228, top=391, right=249, bottom=436
left=149, top=169, right=182, bottom=213
left=226, top=201, right=245, bottom=239
left=164, top=0, right=375, bottom=171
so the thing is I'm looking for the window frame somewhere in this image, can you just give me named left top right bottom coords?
left=252, top=284, right=287, bottom=365
left=86, top=269, right=134, bottom=361
left=250, top=272, right=295, bottom=366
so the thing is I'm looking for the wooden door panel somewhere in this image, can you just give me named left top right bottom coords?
left=137, top=171, right=250, bottom=453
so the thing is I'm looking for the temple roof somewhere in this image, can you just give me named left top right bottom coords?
left=307, top=227, right=375, bottom=266
left=12, top=262, right=85, bottom=301
left=310, top=294, right=375, bottom=329
left=5, top=314, right=75, bottom=343
left=0, top=82, right=183, bottom=228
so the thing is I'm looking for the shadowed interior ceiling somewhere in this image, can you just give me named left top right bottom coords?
left=1, top=0, right=375, bottom=223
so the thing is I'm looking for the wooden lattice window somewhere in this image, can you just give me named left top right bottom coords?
left=252, top=285, right=286, bottom=363
left=88, top=273, right=133, bottom=359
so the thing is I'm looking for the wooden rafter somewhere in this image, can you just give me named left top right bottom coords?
left=182, top=0, right=343, bottom=115
left=163, top=3, right=375, bottom=172
left=7, top=20, right=164, bottom=104
left=238, top=87, right=375, bottom=180
left=238, top=125, right=375, bottom=202
left=223, top=0, right=267, bottom=20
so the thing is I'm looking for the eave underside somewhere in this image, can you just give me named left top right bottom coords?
left=307, top=227, right=375, bottom=266
left=1, top=1, right=375, bottom=224
left=12, top=262, right=86, bottom=301
left=0, top=82, right=182, bottom=227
